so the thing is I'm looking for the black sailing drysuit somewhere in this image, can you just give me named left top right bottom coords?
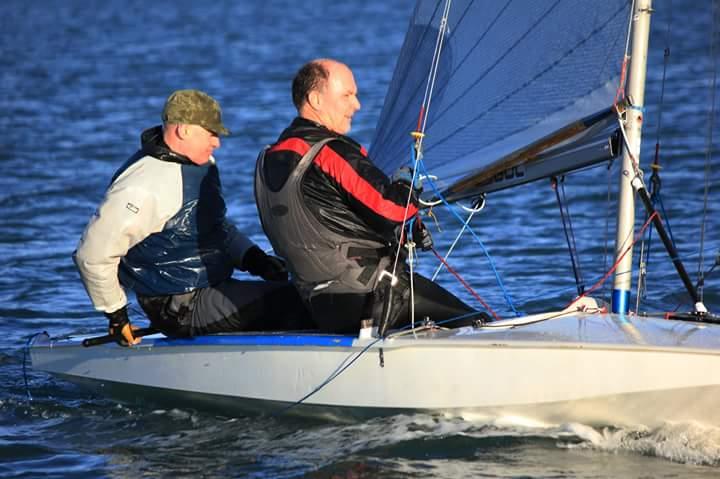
left=255, top=118, right=478, bottom=334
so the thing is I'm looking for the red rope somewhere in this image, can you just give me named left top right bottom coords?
left=416, top=105, right=426, bottom=132
left=564, top=211, right=658, bottom=311
left=614, top=55, right=629, bottom=107
left=431, top=248, right=502, bottom=321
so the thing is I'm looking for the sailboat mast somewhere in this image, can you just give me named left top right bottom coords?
left=611, top=0, right=653, bottom=314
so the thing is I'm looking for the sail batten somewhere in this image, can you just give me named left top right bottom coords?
left=442, top=107, right=618, bottom=200
left=371, top=0, right=632, bottom=201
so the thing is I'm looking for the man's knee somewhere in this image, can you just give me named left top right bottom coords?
left=309, top=292, right=368, bottom=333
left=137, top=294, right=193, bottom=338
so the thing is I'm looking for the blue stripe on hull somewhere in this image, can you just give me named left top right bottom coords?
left=148, top=334, right=356, bottom=348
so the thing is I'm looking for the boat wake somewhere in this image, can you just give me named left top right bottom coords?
left=562, top=421, right=720, bottom=466
left=5, top=382, right=720, bottom=478
left=263, top=412, right=720, bottom=469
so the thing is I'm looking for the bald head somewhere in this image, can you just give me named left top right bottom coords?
left=292, top=59, right=361, bottom=135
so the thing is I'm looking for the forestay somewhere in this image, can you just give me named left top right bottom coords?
left=370, top=0, right=632, bottom=201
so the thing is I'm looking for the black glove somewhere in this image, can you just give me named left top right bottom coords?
left=391, top=166, right=423, bottom=194
left=242, top=246, right=289, bottom=282
left=104, top=305, right=137, bottom=346
left=412, top=218, right=433, bottom=251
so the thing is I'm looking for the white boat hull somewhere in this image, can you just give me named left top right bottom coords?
left=30, top=312, right=720, bottom=426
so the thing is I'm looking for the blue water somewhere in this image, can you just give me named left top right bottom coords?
left=2, top=0, right=720, bottom=477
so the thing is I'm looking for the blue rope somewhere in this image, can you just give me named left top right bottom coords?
left=412, top=153, right=520, bottom=316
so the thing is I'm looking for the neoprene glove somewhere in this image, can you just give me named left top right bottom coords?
left=104, top=305, right=137, bottom=346
left=412, top=218, right=433, bottom=251
left=391, top=166, right=423, bottom=192
left=242, top=246, right=289, bottom=282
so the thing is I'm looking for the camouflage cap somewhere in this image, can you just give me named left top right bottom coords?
left=162, top=89, right=230, bottom=136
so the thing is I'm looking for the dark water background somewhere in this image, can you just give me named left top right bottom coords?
left=2, top=0, right=720, bottom=477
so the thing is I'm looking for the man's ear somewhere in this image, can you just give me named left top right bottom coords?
left=175, top=124, right=191, bottom=140
left=307, top=90, right=321, bottom=110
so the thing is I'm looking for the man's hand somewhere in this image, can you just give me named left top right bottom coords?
left=105, top=306, right=141, bottom=346
left=412, top=218, right=433, bottom=251
left=242, top=246, right=289, bottom=281
left=259, top=255, right=289, bottom=281
left=391, top=166, right=423, bottom=193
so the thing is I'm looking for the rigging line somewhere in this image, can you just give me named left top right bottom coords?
left=612, top=3, right=652, bottom=180
left=636, top=2, right=675, bottom=296
left=623, top=0, right=637, bottom=57
left=432, top=194, right=485, bottom=281
left=614, top=0, right=636, bottom=106
left=390, top=0, right=453, bottom=280
left=23, top=333, right=43, bottom=402
left=615, top=109, right=645, bottom=180
left=637, top=2, right=674, bottom=310
left=635, top=217, right=650, bottom=312
left=565, top=211, right=658, bottom=312
left=525, top=266, right=663, bottom=313
left=635, top=171, right=660, bottom=311
left=634, top=244, right=647, bottom=314
left=425, top=1, right=630, bottom=154
left=274, top=336, right=383, bottom=416
left=390, top=146, right=430, bottom=282
left=655, top=194, right=677, bottom=248
left=415, top=0, right=453, bottom=154
left=635, top=238, right=717, bottom=281
left=418, top=159, right=519, bottom=315
left=562, top=178, right=582, bottom=291
left=698, top=0, right=720, bottom=301
left=638, top=192, right=678, bottom=292
left=276, top=306, right=490, bottom=416
left=409, top=241, right=416, bottom=331
left=636, top=170, right=660, bottom=302
left=652, top=0, right=672, bottom=167
left=375, top=0, right=499, bottom=155
left=430, top=203, right=480, bottom=281
left=602, top=160, right=614, bottom=297
left=665, top=243, right=719, bottom=263
left=608, top=114, right=650, bottom=269
left=552, top=176, right=585, bottom=296
left=431, top=247, right=501, bottom=321
left=418, top=0, right=452, bottom=119
left=671, top=251, right=720, bottom=313
left=372, top=0, right=441, bottom=148
left=633, top=187, right=680, bottom=312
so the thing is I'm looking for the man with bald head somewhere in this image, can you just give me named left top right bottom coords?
left=255, top=59, right=478, bottom=335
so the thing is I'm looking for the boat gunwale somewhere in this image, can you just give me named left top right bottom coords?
left=30, top=327, right=720, bottom=357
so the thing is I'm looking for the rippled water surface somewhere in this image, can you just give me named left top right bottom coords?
left=2, top=0, right=720, bottom=477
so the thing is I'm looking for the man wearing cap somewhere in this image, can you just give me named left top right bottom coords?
left=74, top=89, right=309, bottom=345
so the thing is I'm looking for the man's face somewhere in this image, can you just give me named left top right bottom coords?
left=183, top=124, right=220, bottom=165
left=315, top=64, right=361, bottom=135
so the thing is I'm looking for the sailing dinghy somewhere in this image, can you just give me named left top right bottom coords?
left=30, top=0, right=720, bottom=427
